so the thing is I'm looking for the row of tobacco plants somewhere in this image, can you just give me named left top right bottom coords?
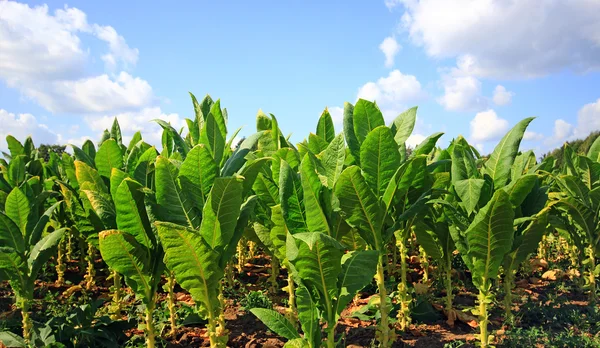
left=1, top=94, right=599, bottom=348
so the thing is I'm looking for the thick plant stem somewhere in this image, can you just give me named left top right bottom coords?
left=477, top=286, right=491, bottom=348
left=269, top=256, right=279, bottom=293
left=326, top=325, right=336, bottom=348
left=110, top=270, right=122, bottom=320
left=285, top=272, right=297, bottom=327
left=167, top=272, right=178, bottom=337
left=145, top=301, right=156, bottom=348
left=84, top=243, right=95, bottom=290
left=444, top=263, right=453, bottom=313
left=20, top=300, right=32, bottom=344
left=56, top=237, right=66, bottom=286
left=396, top=240, right=411, bottom=331
left=503, top=271, right=514, bottom=324
left=419, top=246, right=429, bottom=282
left=236, top=240, right=245, bottom=273
left=78, top=232, right=86, bottom=272
left=589, top=246, right=597, bottom=303
left=375, top=258, right=392, bottom=347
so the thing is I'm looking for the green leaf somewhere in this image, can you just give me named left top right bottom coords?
left=28, top=228, right=66, bottom=279
left=6, top=135, right=25, bottom=158
left=391, top=106, right=417, bottom=146
left=335, top=166, right=383, bottom=250
left=484, top=118, right=534, bottom=189
left=360, top=126, right=401, bottom=197
left=451, top=142, right=479, bottom=183
left=295, top=284, right=320, bottom=347
left=179, top=145, right=218, bottom=211
left=28, top=201, right=61, bottom=246
left=466, top=190, right=514, bottom=287
left=155, top=156, right=199, bottom=228
left=98, top=230, right=152, bottom=302
left=81, top=187, right=116, bottom=230
left=200, top=177, right=244, bottom=251
left=343, top=102, right=360, bottom=165
left=279, top=160, right=307, bottom=234
left=133, top=146, right=158, bottom=187
left=75, top=161, right=109, bottom=195
left=155, top=222, right=223, bottom=318
left=209, top=99, right=228, bottom=141
left=299, top=155, right=330, bottom=235
left=454, top=179, right=485, bottom=215
left=7, top=155, right=26, bottom=187
left=250, top=308, right=301, bottom=340
left=95, top=139, right=124, bottom=178
left=307, top=133, right=328, bottom=155
left=353, top=99, right=384, bottom=145
left=503, top=174, right=538, bottom=208
left=127, top=131, right=143, bottom=154
left=5, top=188, right=29, bottom=236
left=220, top=196, right=258, bottom=268
left=110, top=168, right=130, bottom=201
left=587, top=135, right=600, bottom=162
left=0, top=330, right=26, bottom=347
left=154, top=119, right=190, bottom=159
left=412, top=132, right=444, bottom=157
left=321, top=133, right=346, bottom=188
left=200, top=113, right=225, bottom=165
left=336, top=250, right=379, bottom=316
left=413, top=220, right=444, bottom=261
left=115, top=179, right=154, bottom=250
left=316, top=108, right=335, bottom=143
left=256, top=110, right=272, bottom=131
left=111, top=118, right=123, bottom=145
left=507, top=211, right=549, bottom=271
left=0, top=213, right=24, bottom=254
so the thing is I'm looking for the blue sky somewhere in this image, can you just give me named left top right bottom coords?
left=1, top=0, right=600, bottom=155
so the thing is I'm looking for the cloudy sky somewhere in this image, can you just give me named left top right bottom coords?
left=1, top=0, right=600, bottom=155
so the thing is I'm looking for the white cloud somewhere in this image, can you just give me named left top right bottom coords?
left=573, top=97, right=600, bottom=138
left=438, top=72, right=486, bottom=112
left=379, top=36, right=401, bottom=67
left=545, top=119, right=573, bottom=146
left=327, top=106, right=344, bottom=131
left=492, top=85, right=514, bottom=106
left=397, top=0, right=600, bottom=78
left=22, top=72, right=154, bottom=114
left=470, top=109, right=509, bottom=142
left=406, top=133, right=426, bottom=148
left=0, top=1, right=147, bottom=114
left=357, top=69, right=425, bottom=121
left=0, top=109, right=61, bottom=153
left=85, top=107, right=184, bottom=146
left=523, top=131, right=543, bottom=141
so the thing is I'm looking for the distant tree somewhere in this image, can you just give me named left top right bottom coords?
left=38, top=144, right=66, bottom=162
left=541, top=131, right=600, bottom=167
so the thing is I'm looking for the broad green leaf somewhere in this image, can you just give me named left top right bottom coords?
left=321, top=133, right=346, bottom=188
left=111, top=118, right=123, bottom=145
left=316, top=108, right=335, bottom=143
left=391, top=106, right=417, bottom=146
left=506, top=211, right=549, bottom=271
left=110, top=168, right=129, bottom=200
left=256, top=110, right=272, bottom=131
left=335, top=166, right=383, bottom=249
left=82, top=187, right=117, bottom=229
left=353, top=99, right=384, bottom=145
left=98, top=230, right=152, bottom=301
left=127, top=131, right=143, bottom=154
left=413, top=220, right=444, bottom=261
left=269, top=205, right=288, bottom=260
left=6, top=135, right=25, bottom=158
left=200, top=113, right=225, bottom=165
left=451, top=142, right=478, bottom=182
left=336, top=250, right=379, bottom=316
left=75, top=160, right=109, bottom=195
left=200, top=177, right=244, bottom=251
left=155, top=222, right=223, bottom=318
left=253, top=173, right=279, bottom=206
left=179, top=145, right=218, bottom=210
left=250, top=308, right=301, bottom=340
left=343, top=102, right=360, bottom=165
left=279, top=160, right=307, bottom=234
left=412, top=132, right=444, bottom=157
left=28, top=228, right=66, bottom=278
left=219, top=195, right=258, bottom=268
left=155, top=119, right=190, bottom=159
left=239, top=157, right=269, bottom=197
left=5, top=188, right=29, bottom=236
left=292, top=232, right=343, bottom=302
left=209, top=99, right=227, bottom=142
left=95, top=139, right=123, bottom=178
left=466, top=190, right=514, bottom=287
left=155, top=156, right=199, bottom=228
left=587, top=135, right=600, bottom=162
left=307, top=133, right=328, bottom=155
left=299, top=155, right=330, bottom=235
left=503, top=174, right=538, bottom=207
left=28, top=201, right=61, bottom=246
left=133, top=146, right=158, bottom=187
left=0, top=213, right=24, bottom=253
left=454, top=179, right=485, bottom=215
left=296, top=284, right=320, bottom=347
left=115, top=179, right=154, bottom=250
left=360, top=126, right=401, bottom=196
left=484, top=118, right=534, bottom=189
left=7, top=155, right=26, bottom=187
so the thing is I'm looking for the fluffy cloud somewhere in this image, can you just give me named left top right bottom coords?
left=0, top=109, right=61, bottom=153
left=0, top=1, right=148, bottom=114
left=573, top=97, right=600, bottom=138
left=327, top=106, right=344, bottom=131
left=438, top=73, right=486, bottom=112
left=379, top=37, right=401, bottom=68
left=492, top=85, right=514, bottom=106
left=395, top=0, right=600, bottom=78
left=85, top=107, right=184, bottom=146
left=470, top=109, right=508, bottom=142
left=357, top=69, right=425, bottom=121
left=22, top=72, right=154, bottom=114
left=523, top=131, right=543, bottom=141
left=406, top=133, right=426, bottom=148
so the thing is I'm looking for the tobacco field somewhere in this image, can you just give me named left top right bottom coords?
left=0, top=94, right=599, bottom=348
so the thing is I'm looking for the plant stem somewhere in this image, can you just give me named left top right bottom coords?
left=236, top=239, right=245, bottom=273
left=285, top=272, right=297, bottom=327
left=20, top=300, right=32, bottom=344
left=145, top=300, right=156, bottom=348
left=84, top=243, right=95, bottom=290
left=589, top=245, right=597, bottom=303
left=167, top=272, right=178, bottom=337
left=269, top=256, right=279, bottom=293
left=419, top=245, right=429, bottom=282
left=375, top=257, right=392, bottom=347
left=56, top=236, right=66, bottom=286
left=110, top=270, right=122, bottom=320
left=477, top=286, right=491, bottom=348
left=396, top=238, right=411, bottom=331
left=326, top=325, right=336, bottom=348
left=444, top=261, right=453, bottom=313
left=503, top=270, right=514, bottom=324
